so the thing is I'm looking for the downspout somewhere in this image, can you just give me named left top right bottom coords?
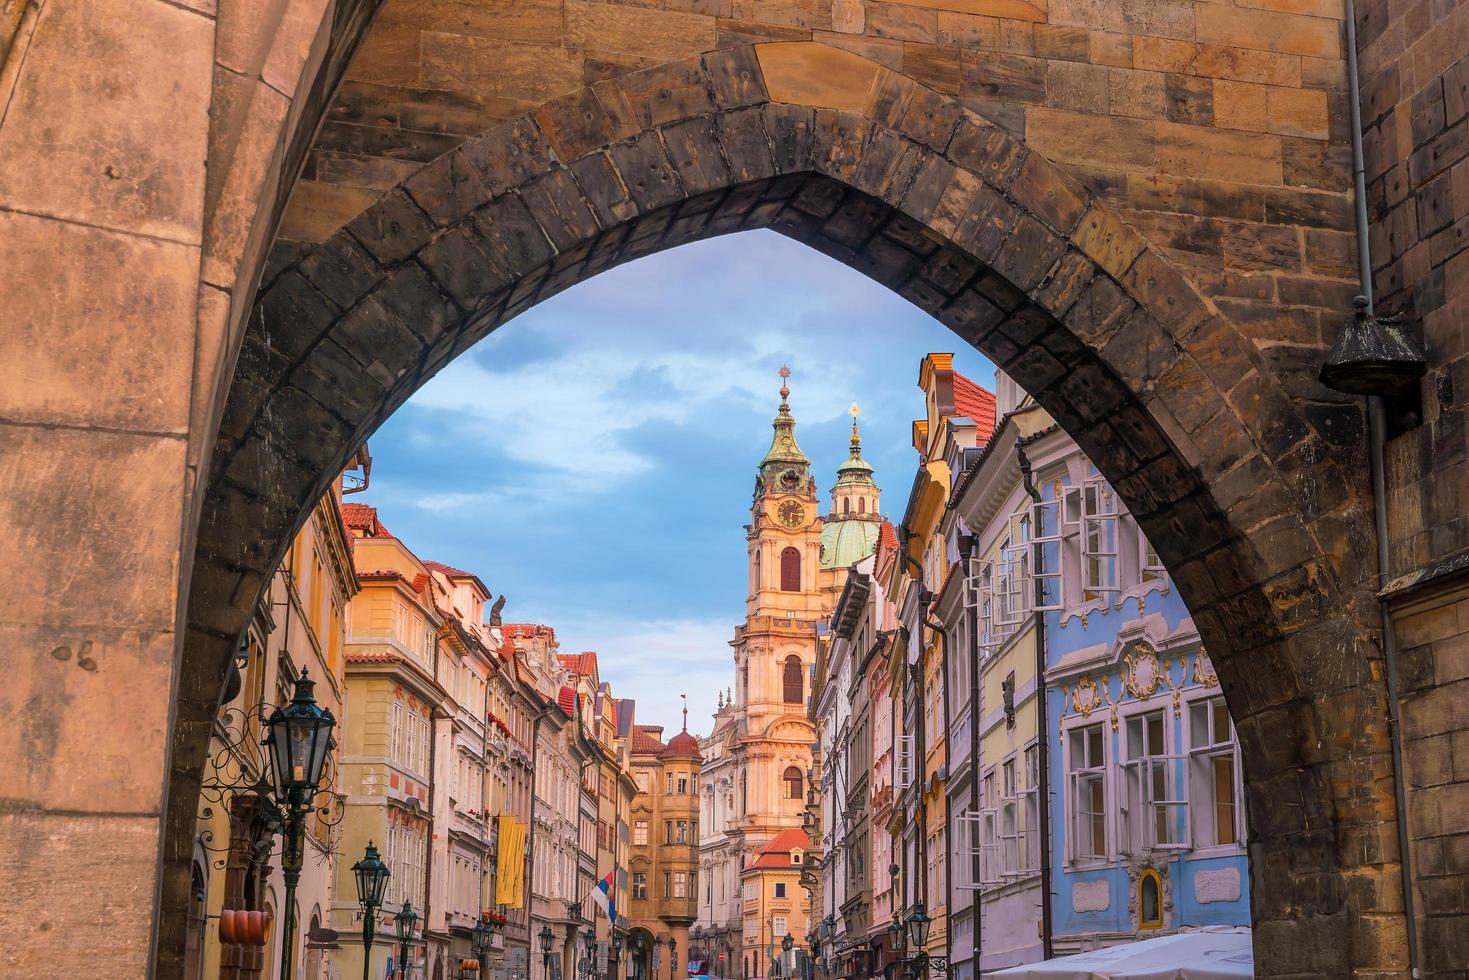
left=1343, top=2, right=1422, bottom=975
left=529, top=705, right=545, bottom=980
left=1014, top=444, right=1052, bottom=962
left=959, top=535, right=982, bottom=977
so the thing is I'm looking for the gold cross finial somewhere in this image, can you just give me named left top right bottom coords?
left=778, top=365, right=791, bottom=402
left=849, top=402, right=860, bottom=420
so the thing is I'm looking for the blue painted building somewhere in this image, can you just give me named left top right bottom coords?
left=1034, top=465, right=1250, bottom=952
left=947, top=371, right=1249, bottom=973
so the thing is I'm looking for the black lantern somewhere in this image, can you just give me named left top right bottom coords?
left=887, top=915, right=902, bottom=949
left=397, top=899, right=419, bottom=980
left=397, top=900, right=419, bottom=944
left=1320, top=296, right=1426, bottom=395
left=354, top=842, right=391, bottom=980
left=354, top=841, right=391, bottom=910
left=474, top=914, right=497, bottom=976
left=541, top=925, right=556, bottom=954
left=263, top=669, right=336, bottom=806
left=905, top=903, right=930, bottom=950
left=782, top=935, right=793, bottom=954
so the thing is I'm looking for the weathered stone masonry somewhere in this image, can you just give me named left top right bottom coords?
left=1, top=0, right=1467, bottom=976
left=188, top=44, right=1395, bottom=978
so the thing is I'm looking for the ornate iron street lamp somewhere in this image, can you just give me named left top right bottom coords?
left=895, top=903, right=946, bottom=980
left=610, top=930, right=623, bottom=980
left=354, top=841, right=391, bottom=980
left=396, top=899, right=420, bottom=980
left=474, top=914, right=498, bottom=978
left=541, top=924, right=557, bottom=980
left=262, top=670, right=337, bottom=980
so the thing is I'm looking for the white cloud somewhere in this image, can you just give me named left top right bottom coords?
left=398, top=233, right=895, bottom=490
left=534, top=612, right=736, bottom=736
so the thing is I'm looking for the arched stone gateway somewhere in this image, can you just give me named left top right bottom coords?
left=161, top=43, right=1398, bottom=978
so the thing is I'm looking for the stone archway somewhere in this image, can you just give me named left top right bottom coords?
left=169, top=43, right=1396, bottom=978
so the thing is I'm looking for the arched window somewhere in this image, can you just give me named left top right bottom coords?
left=783, top=655, right=803, bottom=704
left=780, top=547, right=801, bottom=591
left=783, top=766, right=803, bottom=800
left=1138, top=868, right=1162, bottom=929
left=859, top=498, right=866, bottom=514
left=843, top=498, right=850, bottom=514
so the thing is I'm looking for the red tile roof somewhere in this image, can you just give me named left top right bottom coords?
left=631, top=725, right=665, bottom=755
left=504, top=624, right=557, bottom=641
left=879, top=520, right=898, bottom=553
left=662, top=730, right=703, bottom=761
left=342, top=503, right=392, bottom=538
left=557, top=652, right=598, bottom=676
left=952, top=371, right=997, bottom=440
left=745, top=829, right=810, bottom=870
left=558, top=685, right=577, bottom=717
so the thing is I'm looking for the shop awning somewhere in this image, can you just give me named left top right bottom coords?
left=989, top=929, right=1252, bottom=979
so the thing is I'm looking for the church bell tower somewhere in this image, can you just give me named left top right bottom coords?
left=747, top=367, right=824, bottom=621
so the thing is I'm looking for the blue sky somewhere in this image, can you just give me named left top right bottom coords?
left=359, top=230, right=993, bottom=736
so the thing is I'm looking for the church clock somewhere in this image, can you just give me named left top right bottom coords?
left=777, top=499, right=804, bottom=528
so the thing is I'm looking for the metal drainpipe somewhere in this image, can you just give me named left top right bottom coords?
left=1014, top=444, right=1052, bottom=962
left=1343, top=1, right=1422, bottom=975
left=960, top=535, right=982, bottom=978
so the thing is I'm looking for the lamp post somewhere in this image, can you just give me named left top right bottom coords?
left=610, top=931, right=623, bottom=980
left=262, top=670, right=337, bottom=980
left=474, top=913, right=497, bottom=979
left=353, top=841, right=391, bottom=980
left=541, top=924, right=557, bottom=980
left=896, top=902, right=946, bottom=980
left=396, top=900, right=420, bottom=980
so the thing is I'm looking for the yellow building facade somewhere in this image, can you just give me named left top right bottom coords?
left=627, top=722, right=703, bottom=980
left=187, top=457, right=361, bottom=980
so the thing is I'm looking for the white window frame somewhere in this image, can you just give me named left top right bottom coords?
left=1187, top=695, right=1245, bottom=851
left=1121, top=709, right=1188, bottom=854
left=1079, top=472, right=1121, bottom=597
left=896, top=735, right=916, bottom=790
left=951, top=810, right=985, bottom=891
left=1067, top=722, right=1109, bottom=864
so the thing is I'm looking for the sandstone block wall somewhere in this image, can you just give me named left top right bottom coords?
left=280, top=0, right=1360, bottom=418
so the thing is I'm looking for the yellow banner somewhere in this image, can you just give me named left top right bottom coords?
left=495, top=816, right=527, bottom=908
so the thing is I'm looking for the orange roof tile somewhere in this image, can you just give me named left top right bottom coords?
left=342, top=503, right=392, bottom=538
left=952, top=372, right=997, bottom=440
left=745, top=829, right=810, bottom=870
left=504, top=623, right=557, bottom=641
left=632, top=725, right=665, bottom=755
left=558, top=685, right=577, bottom=716
left=557, top=652, right=598, bottom=676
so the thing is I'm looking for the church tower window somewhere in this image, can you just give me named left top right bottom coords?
left=783, top=655, right=804, bottom=705
left=783, top=767, right=803, bottom=800
left=780, top=547, right=801, bottom=592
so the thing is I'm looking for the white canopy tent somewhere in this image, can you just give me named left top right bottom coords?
left=989, top=930, right=1253, bottom=980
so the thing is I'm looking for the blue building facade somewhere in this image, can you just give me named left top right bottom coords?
left=1041, top=505, right=1250, bottom=950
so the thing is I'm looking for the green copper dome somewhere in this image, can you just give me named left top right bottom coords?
left=820, top=518, right=880, bottom=570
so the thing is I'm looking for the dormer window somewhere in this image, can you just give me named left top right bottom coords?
left=791, top=850, right=803, bottom=866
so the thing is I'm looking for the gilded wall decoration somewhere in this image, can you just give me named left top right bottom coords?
left=1072, top=674, right=1103, bottom=719
left=1192, top=649, right=1219, bottom=688
left=1122, top=643, right=1161, bottom=699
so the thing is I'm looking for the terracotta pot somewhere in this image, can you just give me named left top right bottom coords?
left=244, top=909, right=272, bottom=946
left=219, top=909, right=238, bottom=945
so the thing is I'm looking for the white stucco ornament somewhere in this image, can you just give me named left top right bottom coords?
left=1194, top=867, right=1242, bottom=904
left=1072, top=879, right=1110, bottom=913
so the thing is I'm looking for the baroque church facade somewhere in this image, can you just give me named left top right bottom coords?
left=697, top=370, right=882, bottom=979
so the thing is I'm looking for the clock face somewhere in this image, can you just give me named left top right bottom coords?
left=778, top=500, right=804, bottom=528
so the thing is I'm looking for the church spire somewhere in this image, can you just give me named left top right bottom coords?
left=757, top=365, right=812, bottom=495
left=834, top=401, right=876, bottom=488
